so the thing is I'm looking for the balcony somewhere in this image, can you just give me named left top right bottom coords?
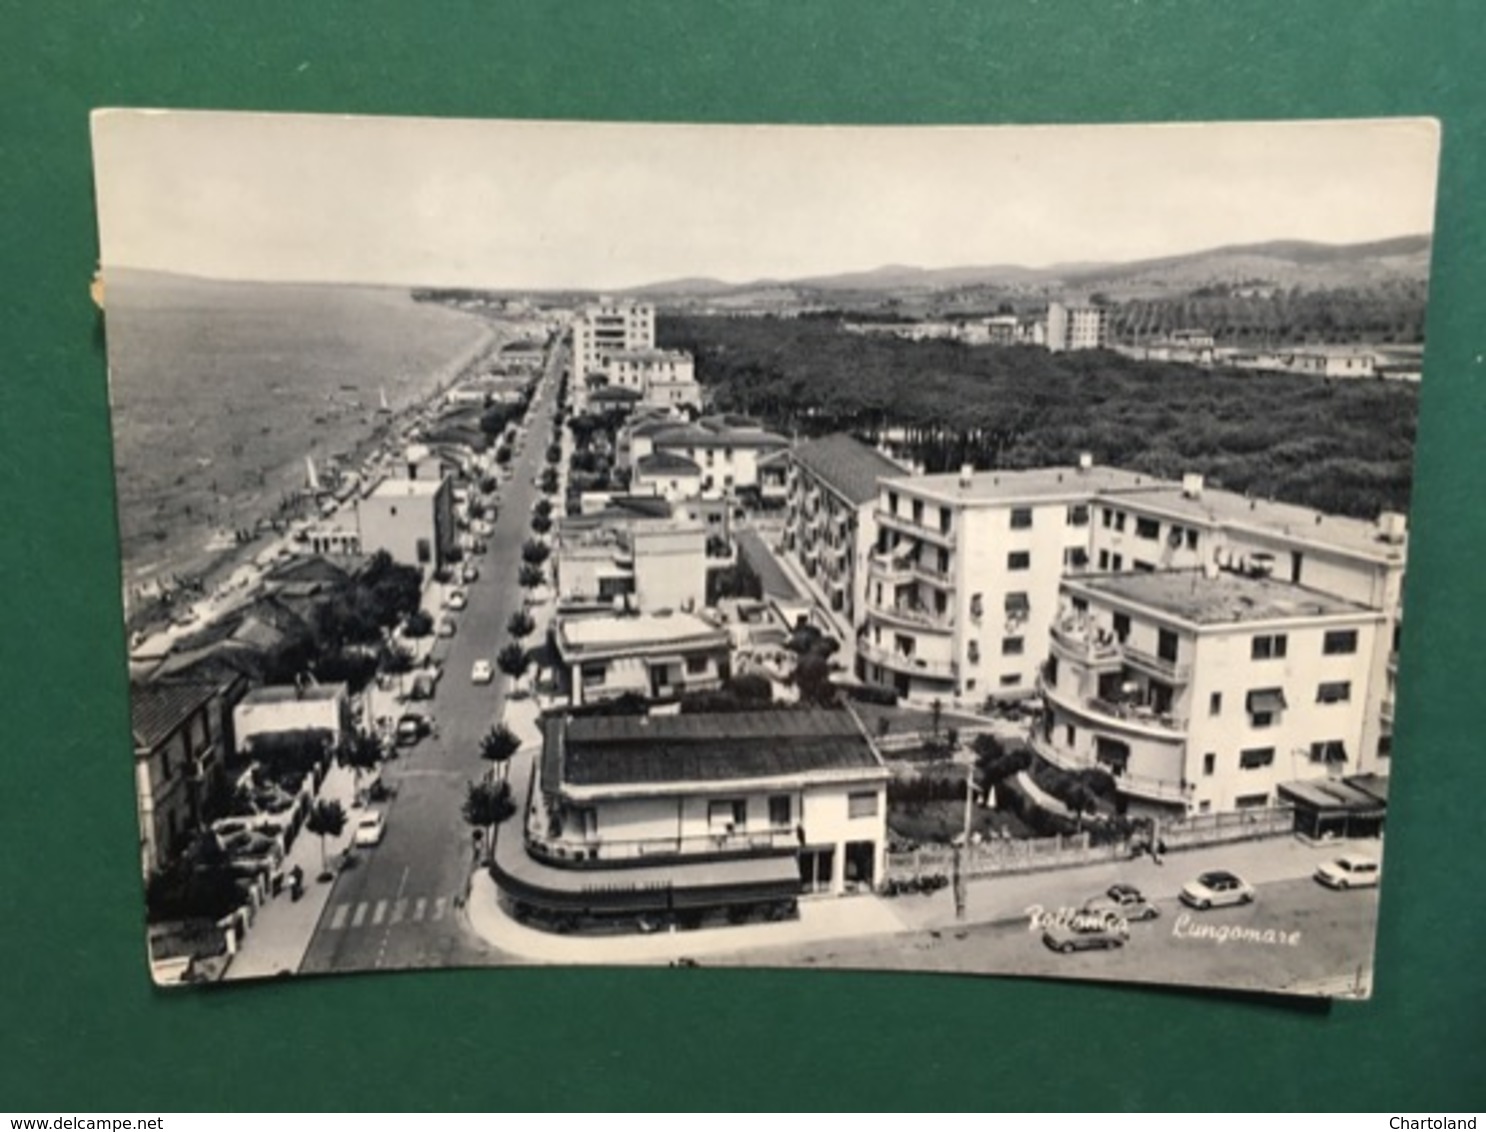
left=1029, top=735, right=1193, bottom=805
left=1049, top=621, right=1124, bottom=670
left=859, top=640, right=956, bottom=680
left=1122, top=644, right=1192, bottom=684
left=1041, top=675, right=1187, bottom=740
left=867, top=600, right=955, bottom=634
left=877, top=508, right=956, bottom=547
left=868, top=550, right=952, bottom=588
left=528, top=825, right=799, bottom=868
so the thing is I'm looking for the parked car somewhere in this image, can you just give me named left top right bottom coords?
left=1082, top=883, right=1160, bottom=922
left=471, top=659, right=494, bottom=685
left=1043, top=914, right=1129, bottom=954
left=437, top=617, right=457, bottom=639
left=1179, top=870, right=1256, bottom=910
left=461, top=563, right=479, bottom=584
left=445, top=588, right=468, bottom=611
left=353, top=811, right=386, bottom=847
left=1314, top=853, right=1381, bottom=890
left=409, top=671, right=437, bottom=701
left=396, top=712, right=432, bottom=746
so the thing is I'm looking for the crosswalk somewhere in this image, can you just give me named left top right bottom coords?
left=327, top=895, right=452, bottom=932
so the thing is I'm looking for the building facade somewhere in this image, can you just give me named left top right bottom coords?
left=1046, top=302, right=1109, bottom=352
left=554, top=519, right=708, bottom=615
left=551, top=611, right=733, bottom=706
left=132, top=681, right=229, bottom=878
left=604, top=348, right=702, bottom=411
left=571, top=301, right=656, bottom=394
left=356, top=475, right=455, bottom=574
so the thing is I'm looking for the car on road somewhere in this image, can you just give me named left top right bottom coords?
left=1314, top=853, right=1381, bottom=890
left=395, top=712, right=432, bottom=746
left=1043, top=913, right=1130, bottom=954
left=353, top=811, right=386, bottom=847
left=471, top=659, right=494, bottom=684
left=1179, top=870, right=1256, bottom=910
left=437, top=617, right=457, bottom=639
left=1082, top=883, right=1160, bottom=922
left=461, top=563, right=479, bottom=583
left=445, top=588, right=468, bottom=611
left=471, top=520, right=494, bottom=538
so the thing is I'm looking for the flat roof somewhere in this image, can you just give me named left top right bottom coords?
left=1070, top=570, right=1376, bottom=626
left=883, top=464, right=1156, bottom=506
left=239, top=683, right=346, bottom=705
left=1104, top=484, right=1405, bottom=562
left=557, top=611, right=728, bottom=652
left=368, top=476, right=444, bottom=498
left=545, top=709, right=885, bottom=792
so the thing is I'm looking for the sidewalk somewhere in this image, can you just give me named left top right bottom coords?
left=222, top=762, right=365, bottom=981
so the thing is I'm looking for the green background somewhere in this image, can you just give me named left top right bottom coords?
left=3, top=0, right=1483, bottom=1112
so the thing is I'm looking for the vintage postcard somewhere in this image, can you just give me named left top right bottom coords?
left=93, top=111, right=1438, bottom=996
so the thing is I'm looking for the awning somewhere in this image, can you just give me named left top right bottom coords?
left=1004, top=593, right=1030, bottom=614
left=1314, top=740, right=1348, bottom=765
left=1278, top=779, right=1387, bottom=817
left=1246, top=688, right=1288, bottom=713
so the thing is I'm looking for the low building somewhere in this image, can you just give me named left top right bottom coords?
left=232, top=683, right=353, bottom=755
left=623, top=416, right=790, bottom=495
left=604, top=348, right=703, bottom=411
left=132, top=681, right=230, bottom=878
left=633, top=452, right=704, bottom=501
left=551, top=611, right=732, bottom=706
left=517, top=709, right=891, bottom=904
left=1033, top=570, right=1383, bottom=818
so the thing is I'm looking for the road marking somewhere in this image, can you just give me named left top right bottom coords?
left=433, top=897, right=447, bottom=921
left=391, top=898, right=407, bottom=925
left=329, top=904, right=349, bottom=930
left=372, top=899, right=388, bottom=926
left=351, top=902, right=368, bottom=928
left=413, top=897, right=427, bottom=922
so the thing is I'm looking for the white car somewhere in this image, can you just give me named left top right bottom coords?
left=353, top=811, right=386, bottom=847
left=461, top=563, right=480, bottom=584
left=1179, top=870, right=1256, bottom=910
left=445, top=589, right=468, bottom=611
left=1315, top=854, right=1381, bottom=890
left=471, top=659, right=494, bottom=685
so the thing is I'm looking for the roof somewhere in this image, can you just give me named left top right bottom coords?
left=793, top=433, right=908, bottom=506
left=884, top=464, right=1156, bottom=506
left=636, top=452, right=702, bottom=476
left=591, top=386, right=643, bottom=402
left=650, top=423, right=789, bottom=450
left=1070, top=570, right=1376, bottom=627
left=605, top=348, right=691, bottom=364
left=543, top=709, right=885, bottom=792
left=131, top=682, right=219, bottom=752
left=735, top=528, right=803, bottom=601
left=368, top=475, right=445, bottom=498
left=556, top=611, right=727, bottom=655
left=239, top=683, right=346, bottom=706
left=501, top=339, right=544, bottom=352
left=1102, top=483, right=1406, bottom=563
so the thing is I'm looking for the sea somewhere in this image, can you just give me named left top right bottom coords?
left=103, top=270, right=498, bottom=618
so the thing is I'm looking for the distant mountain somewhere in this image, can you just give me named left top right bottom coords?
left=622, top=234, right=1432, bottom=304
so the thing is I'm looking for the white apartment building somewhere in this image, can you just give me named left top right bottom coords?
left=1046, top=301, right=1109, bottom=352
left=604, top=348, right=702, bottom=411
left=570, top=301, right=656, bottom=395
left=553, top=518, right=708, bottom=615
left=623, top=417, right=790, bottom=496
left=1034, top=570, right=1383, bottom=817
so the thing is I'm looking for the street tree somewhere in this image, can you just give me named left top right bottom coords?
left=533, top=497, right=553, bottom=519
left=305, top=798, right=348, bottom=879
left=335, top=732, right=383, bottom=795
left=531, top=512, right=553, bottom=535
left=518, top=563, right=545, bottom=590
left=497, top=642, right=531, bottom=686
left=507, top=610, right=536, bottom=640
left=480, top=723, right=522, bottom=784
left=521, top=538, right=551, bottom=566
left=462, top=780, right=516, bottom=864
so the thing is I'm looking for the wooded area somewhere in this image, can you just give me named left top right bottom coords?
left=658, top=314, right=1420, bottom=518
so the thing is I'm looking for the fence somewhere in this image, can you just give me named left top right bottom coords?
left=886, top=805, right=1297, bottom=881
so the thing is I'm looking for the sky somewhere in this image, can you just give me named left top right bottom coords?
left=91, top=111, right=1441, bottom=290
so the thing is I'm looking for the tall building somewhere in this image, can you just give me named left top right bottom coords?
left=570, top=301, right=656, bottom=399
left=1046, top=301, right=1108, bottom=352
left=1035, top=570, right=1383, bottom=817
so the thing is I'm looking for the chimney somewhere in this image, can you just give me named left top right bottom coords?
left=1078, top=452, right=1093, bottom=472
left=1182, top=473, right=1204, bottom=500
left=1377, top=511, right=1408, bottom=544
left=959, top=464, right=974, bottom=488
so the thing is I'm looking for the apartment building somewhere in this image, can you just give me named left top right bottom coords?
left=553, top=517, right=708, bottom=615
left=784, top=433, right=909, bottom=625
left=1034, top=570, right=1383, bottom=817
left=132, top=681, right=230, bottom=878
left=550, top=611, right=732, bottom=707
left=356, top=475, right=455, bottom=574
left=604, top=348, right=702, bottom=411
left=1046, top=301, right=1109, bottom=352
left=570, top=301, right=656, bottom=395
left=622, top=416, right=790, bottom=496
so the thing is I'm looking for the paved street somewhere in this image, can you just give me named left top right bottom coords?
left=298, top=339, right=562, bottom=974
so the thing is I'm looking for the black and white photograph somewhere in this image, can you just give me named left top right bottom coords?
left=94, top=111, right=1438, bottom=997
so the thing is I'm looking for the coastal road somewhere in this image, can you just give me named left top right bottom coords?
left=716, top=876, right=1380, bottom=997
left=299, top=339, right=563, bottom=974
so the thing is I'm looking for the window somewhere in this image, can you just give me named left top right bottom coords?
left=940, top=507, right=952, bottom=535
left=1112, top=613, right=1130, bottom=642
left=1235, top=793, right=1271, bottom=810
left=1309, top=740, right=1348, bottom=765
left=847, top=791, right=879, bottom=819
left=1209, top=691, right=1222, bottom=716
left=1239, top=747, right=1276, bottom=770
left=768, top=795, right=791, bottom=827
left=1133, top=560, right=1155, bottom=573
left=1158, top=629, right=1179, bottom=664
left=999, top=673, right=1021, bottom=687
left=1010, top=507, right=1033, bottom=530
left=967, top=640, right=980, bottom=665
left=580, top=662, right=606, bottom=688
left=1097, top=550, right=1110, bottom=570
left=1202, top=752, right=1216, bottom=776
left=685, top=655, right=710, bottom=676
left=1005, top=592, right=1030, bottom=616
left=1111, top=554, right=1124, bottom=571
left=894, top=634, right=914, bottom=657
left=1007, top=551, right=1030, bottom=571
left=1135, top=517, right=1160, bottom=540
left=1101, top=508, right=1114, bottom=529
left=912, top=499, right=924, bottom=525
left=1113, top=511, right=1127, bottom=532
left=1251, top=634, right=1288, bottom=660
left=1316, top=681, right=1352, bottom=704
left=1044, top=655, right=1058, bottom=686
left=1185, top=529, right=1198, bottom=550
left=969, top=593, right=983, bottom=620
left=1323, top=629, right=1359, bottom=655
left=416, top=538, right=431, bottom=565
left=1002, top=636, right=1025, bottom=656
left=709, top=799, right=747, bottom=832
left=1064, top=547, right=1089, bottom=569
left=1067, top=504, right=1090, bottom=527
left=1065, top=724, right=1076, bottom=746
left=887, top=491, right=899, bottom=515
